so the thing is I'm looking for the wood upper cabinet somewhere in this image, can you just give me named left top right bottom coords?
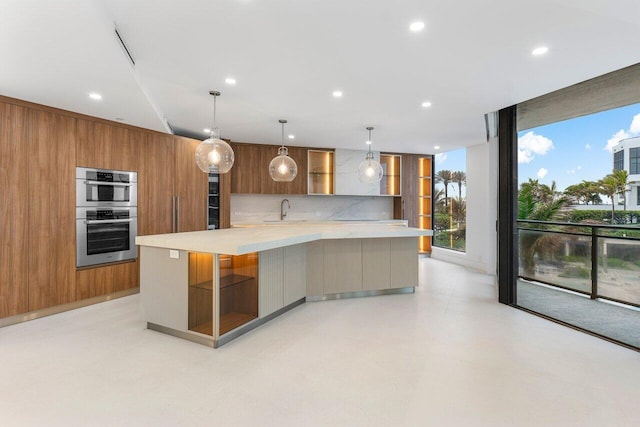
left=274, top=146, right=308, bottom=195
left=28, top=109, right=77, bottom=311
left=76, top=120, right=140, bottom=171
left=230, top=142, right=262, bottom=194
left=174, top=136, right=208, bottom=233
left=230, top=142, right=308, bottom=194
left=0, top=102, right=29, bottom=317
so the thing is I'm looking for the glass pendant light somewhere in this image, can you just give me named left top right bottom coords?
left=195, top=91, right=235, bottom=174
left=268, top=119, right=298, bottom=182
left=358, top=126, right=383, bottom=183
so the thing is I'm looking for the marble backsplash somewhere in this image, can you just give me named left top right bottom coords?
left=231, top=194, right=394, bottom=223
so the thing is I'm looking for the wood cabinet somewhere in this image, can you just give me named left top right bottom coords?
left=76, top=120, right=141, bottom=171
left=0, top=102, right=29, bottom=317
left=174, top=136, right=208, bottom=232
left=28, top=110, right=77, bottom=311
left=138, top=133, right=175, bottom=236
left=230, top=142, right=308, bottom=194
left=0, top=95, right=228, bottom=321
left=380, top=154, right=401, bottom=196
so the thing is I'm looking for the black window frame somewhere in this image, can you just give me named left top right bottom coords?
left=630, top=147, right=640, bottom=174
left=614, top=150, right=624, bottom=171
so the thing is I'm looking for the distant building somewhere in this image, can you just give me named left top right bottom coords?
left=612, top=136, right=640, bottom=209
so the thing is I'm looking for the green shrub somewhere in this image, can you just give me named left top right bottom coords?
left=558, top=266, right=590, bottom=279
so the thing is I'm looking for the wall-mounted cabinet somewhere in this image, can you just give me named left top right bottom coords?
left=307, top=149, right=334, bottom=195
left=230, top=142, right=307, bottom=195
left=380, top=154, right=401, bottom=196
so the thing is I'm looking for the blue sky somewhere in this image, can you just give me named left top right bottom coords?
left=434, top=148, right=466, bottom=195
left=517, top=102, right=640, bottom=191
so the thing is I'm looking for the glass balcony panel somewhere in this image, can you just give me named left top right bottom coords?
left=597, top=237, right=640, bottom=306
left=518, top=229, right=592, bottom=294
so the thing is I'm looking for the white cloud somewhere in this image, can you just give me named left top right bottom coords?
left=605, top=129, right=631, bottom=152
left=537, top=168, right=548, bottom=179
left=435, top=153, right=447, bottom=164
left=518, top=131, right=554, bottom=164
left=567, top=169, right=576, bottom=175
left=577, top=165, right=582, bottom=170
left=630, top=113, right=640, bottom=134
left=604, top=113, right=640, bottom=151
left=585, top=144, right=591, bottom=150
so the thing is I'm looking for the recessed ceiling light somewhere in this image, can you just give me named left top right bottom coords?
left=366, top=140, right=372, bottom=145
left=532, top=46, right=548, bottom=56
left=203, top=128, right=211, bottom=133
left=421, top=101, right=432, bottom=108
left=332, top=90, right=343, bottom=98
left=225, top=77, right=236, bottom=85
left=434, top=145, right=440, bottom=150
left=89, top=93, right=102, bottom=100
left=288, top=134, right=295, bottom=139
left=409, top=21, right=425, bottom=32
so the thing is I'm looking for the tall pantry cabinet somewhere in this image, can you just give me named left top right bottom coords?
left=0, top=95, right=219, bottom=321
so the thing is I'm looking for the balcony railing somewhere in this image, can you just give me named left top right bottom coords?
left=517, top=220, right=640, bottom=307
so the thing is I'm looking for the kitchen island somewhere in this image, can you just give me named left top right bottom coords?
left=136, top=222, right=432, bottom=347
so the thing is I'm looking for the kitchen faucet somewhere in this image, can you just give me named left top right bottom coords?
left=280, top=199, right=290, bottom=221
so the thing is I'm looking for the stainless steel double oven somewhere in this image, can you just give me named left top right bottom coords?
left=76, top=167, right=138, bottom=268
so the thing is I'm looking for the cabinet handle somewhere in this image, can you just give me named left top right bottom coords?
left=172, top=196, right=177, bottom=233
left=175, top=196, right=180, bottom=233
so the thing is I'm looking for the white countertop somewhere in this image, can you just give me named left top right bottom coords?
left=136, top=222, right=432, bottom=255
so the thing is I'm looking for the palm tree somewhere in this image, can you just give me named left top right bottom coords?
left=518, top=179, right=568, bottom=275
left=612, top=169, right=629, bottom=212
left=434, top=188, right=446, bottom=213
left=435, top=170, right=454, bottom=208
left=451, top=171, right=466, bottom=201
left=599, top=175, right=617, bottom=222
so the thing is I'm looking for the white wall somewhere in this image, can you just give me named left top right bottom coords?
left=231, top=194, right=394, bottom=223
left=431, top=140, right=498, bottom=275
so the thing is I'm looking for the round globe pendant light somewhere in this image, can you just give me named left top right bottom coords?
left=195, top=91, right=235, bottom=174
left=268, top=119, right=298, bottom=182
left=357, top=126, right=383, bottom=183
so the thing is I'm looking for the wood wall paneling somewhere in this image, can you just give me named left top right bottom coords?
left=27, top=110, right=77, bottom=311
left=0, top=102, right=29, bottom=317
left=76, top=120, right=140, bottom=171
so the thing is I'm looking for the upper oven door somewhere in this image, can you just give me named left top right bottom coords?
left=76, top=167, right=137, bottom=207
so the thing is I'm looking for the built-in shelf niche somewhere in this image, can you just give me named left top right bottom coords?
left=380, top=154, right=401, bottom=196
left=188, top=251, right=258, bottom=337
left=418, top=157, right=432, bottom=253
left=307, top=150, right=334, bottom=195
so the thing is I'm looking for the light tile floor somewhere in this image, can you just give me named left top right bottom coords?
left=1, top=258, right=639, bottom=426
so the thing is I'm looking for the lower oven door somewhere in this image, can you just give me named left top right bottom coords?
left=76, top=214, right=138, bottom=268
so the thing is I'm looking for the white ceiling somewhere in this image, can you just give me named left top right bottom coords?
left=1, top=0, right=639, bottom=154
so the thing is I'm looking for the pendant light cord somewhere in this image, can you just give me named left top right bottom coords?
left=281, top=121, right=285, bottom=148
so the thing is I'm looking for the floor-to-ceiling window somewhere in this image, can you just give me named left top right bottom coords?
left=498, top=63, right=640, bottom=351
left=433, top=148, right=466, bottom=252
